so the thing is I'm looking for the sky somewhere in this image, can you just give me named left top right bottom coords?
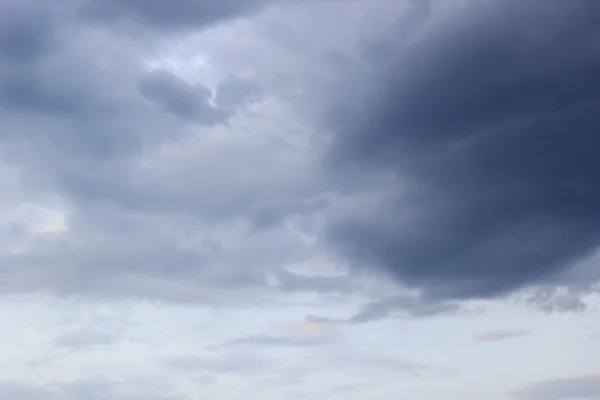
left=0, top=0, right=600, bottom=398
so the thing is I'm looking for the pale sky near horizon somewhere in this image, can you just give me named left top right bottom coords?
left=1, top=0, right=600, bottom=399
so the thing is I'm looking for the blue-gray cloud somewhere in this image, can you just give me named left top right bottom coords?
left=138, top=70, right=227, bottom=123
left=80, top=0, right=273, bottom=31
left=306, top=294, right=462, bottom=324
left=0, top=0, right=321, bottom=303
left=322, top=0, right=600, bottom=302
left=513, top=374, right=600, bottom=400
left=2, top=0, right=598, bottom=317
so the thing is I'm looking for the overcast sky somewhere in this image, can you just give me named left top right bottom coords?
left=1, top=0, right=600, bottom=398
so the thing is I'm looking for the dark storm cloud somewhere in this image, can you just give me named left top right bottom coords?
left=324, top=0, right=600, bottom=301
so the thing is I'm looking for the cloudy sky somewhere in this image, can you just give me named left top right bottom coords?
left=1, top=0, right=600, bottom=398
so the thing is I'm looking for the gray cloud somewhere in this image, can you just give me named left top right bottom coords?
left=526, top=287, right=590, bottom=313
left=3, top=0, right=598, bottom=318
left=306, top=294, right=462, bottom=324
left=0, top=0, right=321, bottom=234
left=512, top=374, right=600, bottom=400
left=347, top=295, right=462, bottom=323
left=0, top=2, right=60, bottom=65
left=474, top=329, right=530, bottom=342
left=210, top=333, right=327, bottom=349
left=80, top=0, right=272, bottom=32
left=274, top=268, right=363, bottom=294
left=138, top=72, right=260, bottom=123
left=322, top=0, right=600, bottom=302
left=138, top=70, right=226, bottom=123
left=0, top=0, right=323, bottom=303
left=214, top=77, right=263, bottom=111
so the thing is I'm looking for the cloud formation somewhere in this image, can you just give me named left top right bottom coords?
left=0, top=0, right=321, bottom=304
left=306, top=294, right=462, bottom=324
left=2, top=1, right=600, bottom=398
left=323, top=0, right=600, bottom=301
left=1, top=0, right=599, bottom=319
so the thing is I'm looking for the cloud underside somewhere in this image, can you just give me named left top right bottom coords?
left=0, top=0, right=599, bottom=311
left=324, top=0, right=600, bottom=301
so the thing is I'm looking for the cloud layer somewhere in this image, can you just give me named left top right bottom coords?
left=2, top=1, right=600, bottom=399
left=0, top=0, right=599, bottom=317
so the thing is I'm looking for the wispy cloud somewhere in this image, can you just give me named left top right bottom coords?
left=324, top=351, right=459, bottom=377
left=474, top=330, right=531, bottom=342
left=209, top=333, right=329, bottom=349
left=513, top=374, right=600, bottom=400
